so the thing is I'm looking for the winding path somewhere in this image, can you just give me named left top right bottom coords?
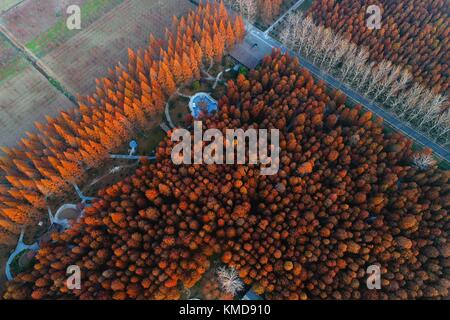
left=88, top=163, right=139, bottom=187
left=5, top=229, right=39, bottom=281
left=72, top=182, right=95, bottom=203
left=160, top=122, right=172, bottom=133
left=165, top=102, right=176, bottom=129
left=4, top=145, right=156, bottom=281
left=109, top=154, right=156, bottom=160
left=213, top=68, right=231, bottom=89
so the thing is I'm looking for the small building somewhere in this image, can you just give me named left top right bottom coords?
left=189, top=92, right=218, bottom=119
left=230, top=32, right=273, bottom=69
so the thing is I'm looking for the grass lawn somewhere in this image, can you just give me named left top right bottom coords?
left=438, top=160, right=449, bottom=170
left=136, top=123, right=166, bottom=155
left=10, top=249, right=35, bottom=277
left=297, top=0, right=315, bottom=13
left=25, top=0, right=124, bottom=58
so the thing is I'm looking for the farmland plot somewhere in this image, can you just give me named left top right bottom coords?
left=1, top=0, right=125, bottom=58
left=0, top=0, right=24, bottom=14
left=0, top=65, right=74, bottom=148
left=0, top=0, right=191, bottom=148
left=0, top=37, right=28, bottom=84
left=41, top=0, right=194, bottom=96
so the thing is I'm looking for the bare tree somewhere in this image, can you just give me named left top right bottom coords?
left=279, top=25, right=293, bottom=48
left=393, top=83, right=425, bottom=118
left=374, top=65, right=401, bottom=102
left=316, top=28, right=337, bottom=69
left=407, top=89, right=437, bottom=126
left=427, top=108, right=450, bottom=140
left=338, top=43, right=358, bottom=82
left=385, top=71, right=411, bottom=104
left=299, top=16, right=320, bottom=60
left=233, top=0, right=258, bottom=23
left=364, top=60, right=392, bottom=98
left=347, top=47, right=370, bottom=86
left=322, top=32, right=346, bottom=73
left=280, top=13, right=301, bottom=49
left=412, top=152, right=436, bottom=170
left=356, top=62, right=374, bottom=92
left=309, top=25, right=327, bottom=64
left=217, top=266, right=244, bottom=296
left=326, top=37, right=350, bottom=75
left=366, top=60, right=392, bottom=98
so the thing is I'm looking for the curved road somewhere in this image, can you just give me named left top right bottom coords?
left=5, top=229, right=39, bottom=281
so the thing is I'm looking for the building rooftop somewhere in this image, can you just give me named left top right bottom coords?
left=189, top=92, right=218, bottom=119
left=230, top=32, right=273, bottom=69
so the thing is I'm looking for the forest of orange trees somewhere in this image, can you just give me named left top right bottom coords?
left=308, top=0, right=449, bottom=95
left=278, top=0, right=449, bottom=148
left=0, top=1, right=245, bottom=244
left=4, top=49, right=448, bottom=300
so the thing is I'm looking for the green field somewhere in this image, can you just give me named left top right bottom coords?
left=25, top=0, right=125, bottom=58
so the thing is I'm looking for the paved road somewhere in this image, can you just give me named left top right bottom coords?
left=264, top=0, right=305, bottom=35
left=246, top=24, right=450, bottom=163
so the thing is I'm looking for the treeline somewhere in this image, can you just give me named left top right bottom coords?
left=226, top=0, right=284, bottom=25
left=307, top=0, right=449, bottom=95
left=0, top=1, right=245, bottom=244
left=4, top=50, right=448, bottom=300
left=280, top=12, right=449, bottom=147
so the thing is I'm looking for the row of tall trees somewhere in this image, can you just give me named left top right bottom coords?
left=280, top=13, right=450, bottom=147
left=227, top=0, right=284, bottom=25
left=4, top=50, right=448, bottom=300
left=307, top=0, right=449, bottom=95
left=0, top=1, right=245, bottom=244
